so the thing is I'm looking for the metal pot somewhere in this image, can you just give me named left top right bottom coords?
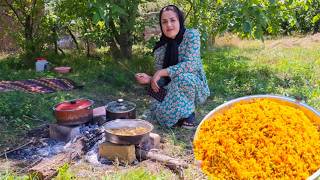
left=53, top=98, right=94, bottom=125
left=103, top=119, right=154, bottom=145
left=105, top=99, right=136, bottom=120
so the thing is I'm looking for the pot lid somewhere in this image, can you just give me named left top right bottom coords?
left=55, top=99, right=93, bottom=111
left=106, top=99, right=136, bottom=113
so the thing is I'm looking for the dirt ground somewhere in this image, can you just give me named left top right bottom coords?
left=215, top=33, right=320, bottom=49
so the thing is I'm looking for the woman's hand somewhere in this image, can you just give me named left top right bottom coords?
left=151, top=69, right=169, bottom=92
left=135, top=73, right=151, bottom=85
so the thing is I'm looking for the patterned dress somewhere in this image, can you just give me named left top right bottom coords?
left=150, top=29, right=210, bottom=127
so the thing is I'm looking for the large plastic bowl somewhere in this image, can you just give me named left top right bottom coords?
left=194, top=94, right=320, bottom=179
left=54, top=66, right=71, bottom=74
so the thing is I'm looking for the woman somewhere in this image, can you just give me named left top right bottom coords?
left=135, top=5, right=210, bottom=128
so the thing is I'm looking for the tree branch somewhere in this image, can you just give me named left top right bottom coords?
left=3, top=0, right=25, bottom=26
left=29, top=0, right=38, bottom=36
left=109, top=17, right=120, bottom=45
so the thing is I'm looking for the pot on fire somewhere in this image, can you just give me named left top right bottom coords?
left=103, top=119, right=154, bottom=145
left=105, top=99, right=136, bottom=120
left=53, top=98, right=94, bottom=125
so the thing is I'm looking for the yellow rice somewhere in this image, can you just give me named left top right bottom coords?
left=193, top=99, right=320, bottom=179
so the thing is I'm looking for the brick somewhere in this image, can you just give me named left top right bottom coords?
left=92, top=106, right=107, bottom=125
left=49, top=124, right=80, bottom=142
left=139, top=133, right=161, bottom=151
left=99, top=142, right=136, bottom=164
left=93, top=106, right=106, bottom=117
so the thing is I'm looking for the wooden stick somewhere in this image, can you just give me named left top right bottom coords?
left=136, top=148, right=188, bottom=170
left=0, top=138, right=35, bottom=157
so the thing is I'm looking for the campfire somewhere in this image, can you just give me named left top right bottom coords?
left=1, top=99, right=187, bottom=179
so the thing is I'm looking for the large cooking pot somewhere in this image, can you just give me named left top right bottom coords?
left=53, top=98, right=94, bottom=125
left=105, top=99, right=136, bottom=120
left=103, top=119, right=153, bottom=145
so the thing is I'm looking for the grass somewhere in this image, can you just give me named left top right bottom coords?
left=0, top=34, right=320, bottom=179
left=103, top=168, right=172, bottom=180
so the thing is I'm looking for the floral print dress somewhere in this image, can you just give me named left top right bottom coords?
left=150, top=29, right=210, bottom=127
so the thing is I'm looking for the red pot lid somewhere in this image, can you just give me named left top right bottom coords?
left=55, top=99, right=93, bottom=111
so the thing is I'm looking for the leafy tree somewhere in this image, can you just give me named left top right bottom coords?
left=175, top=0, right=320, bottom=48
left=91, top=0, right=144, bottom=59
left=54, top=0, right=95, bottom=56
left=1, top=0, right=45, bottom=64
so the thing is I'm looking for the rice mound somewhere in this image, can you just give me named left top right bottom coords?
left=193, top=99, right=320, bottom=179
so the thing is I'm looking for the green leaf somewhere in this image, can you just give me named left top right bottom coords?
left=93, top=12, right=101, bottom=24
left=111, top=4, right=127, bottom=16
left=312, top=14, right=320, bottom=24
left=243, top=21, right=251, bottom=33
left=269, top=0, right=275, bottom=4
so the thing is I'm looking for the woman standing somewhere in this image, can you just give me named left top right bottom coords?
left=135, top=5, right=210, bottom=128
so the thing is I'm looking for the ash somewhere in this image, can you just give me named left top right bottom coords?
left=5, top=138, right=65, bottom=161
left=4, top=122, right=104, bottom=164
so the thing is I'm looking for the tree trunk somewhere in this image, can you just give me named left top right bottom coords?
left=58, top=47, right=65, bottom=56
left=86, top=39, right=90, bottom=57
left=52, top=25, right=58, bottom=54
left=314, top=20, right=320, bottom=34
left=119, top=17, right=132, bottom=59
left=108, top=19, right=121, bottom=59
left=206, top=33, right=216, bottom=49
left=24, top=15, right=36, bottom=66
left=25, top=15, right=35, bottom=52
left=66, top=26, right=80, bottom=51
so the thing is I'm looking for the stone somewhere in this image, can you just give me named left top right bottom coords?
left=92, top=106, right=107, bottom=125
left=99, top=142, right=136, bottom=164
left=93, top=106, right=106, bottom=117
left=49, top=124, right=80, bottom=142
left=139, top=133, right=161, bottom=151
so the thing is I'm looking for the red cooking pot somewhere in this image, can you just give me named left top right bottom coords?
left=53, top=98, right=94, bottom=125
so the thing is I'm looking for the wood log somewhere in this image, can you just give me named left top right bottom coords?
left=136, top=148, right=188, bottom=170
left=29, top=137, right=85, bottom=180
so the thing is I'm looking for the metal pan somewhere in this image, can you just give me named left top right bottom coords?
left=103, top=119, right=154, bottom=145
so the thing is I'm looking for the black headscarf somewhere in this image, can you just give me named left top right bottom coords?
left=153, top=5, right=186, bottom=69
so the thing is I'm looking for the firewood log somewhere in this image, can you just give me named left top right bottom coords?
left=29, top=137, right=84, bottom=180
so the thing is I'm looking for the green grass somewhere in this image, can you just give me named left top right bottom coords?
left=0, top=37, right=320, bottom=179
left=202, top=44, right=320, bottom=111
left=104, top=168, right=173, bottom=180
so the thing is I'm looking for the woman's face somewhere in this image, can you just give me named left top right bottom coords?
left=161, top=10, right=180, bottom=39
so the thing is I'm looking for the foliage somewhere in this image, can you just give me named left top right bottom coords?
left=175, top=0, right=320, bottom=48
left=1, top=0, right=45, bottom=64
left=103, top=168, right=171, bottom=180
left=0, top=172, right=30, bottom=180
left=54, top=164, right=75, bottom=180
left=90, top=0, right=144, bottom=58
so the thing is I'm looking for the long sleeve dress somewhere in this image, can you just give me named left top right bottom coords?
left=150, top=29, right=210, bottom=127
